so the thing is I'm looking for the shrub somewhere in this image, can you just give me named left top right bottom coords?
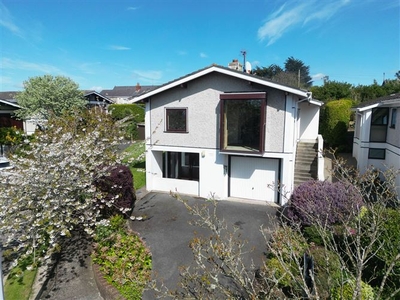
left=330, top=279, right=375, bottom=300
left=282, top=180, right=364, bottom=227
left=92, top=215, right=152, bottom=300
left=94, top=164, right=136, bottom=217
left=319, top=99, right=353, bottom=147
left=109, top=104, right=145, bottom=123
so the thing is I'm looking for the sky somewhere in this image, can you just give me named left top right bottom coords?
left=1, top=0, right=399, bottom=92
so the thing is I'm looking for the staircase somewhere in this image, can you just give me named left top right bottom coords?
left=294, top=141, right=318, bottom=187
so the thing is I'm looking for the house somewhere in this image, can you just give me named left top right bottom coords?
left=84, top=90, right=114, bottom=109
left=100, top=84, right=158, bottom=103
left=352, top=93, right=400, bottom=195
left=0, top=92, right=37, bottom=135
left=131, top=65, right=324, bottom=205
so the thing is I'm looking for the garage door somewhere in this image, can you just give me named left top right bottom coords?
left=230, top=156, right=279, bottom=202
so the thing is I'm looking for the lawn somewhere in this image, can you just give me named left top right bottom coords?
left=4, top=260, right=37, bottom=300
left=122, top=140, right=146, bottom=190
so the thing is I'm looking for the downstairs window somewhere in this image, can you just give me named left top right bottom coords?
left=163, top=152, right=199, bottom=181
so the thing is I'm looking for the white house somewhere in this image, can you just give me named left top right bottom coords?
left=353, top=93, right=400, bottom=194
left=131, top=65, right=324, bottom=205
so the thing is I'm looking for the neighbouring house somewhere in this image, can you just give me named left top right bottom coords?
left=131, top=65, right=324, bottom=205
left=100, top=84, right=158, bottom=104
left=84, top=90, right=114, bottom=110
left=353, top=93, right=400, bottom=195
left=0, top=92, right=37, bottom=135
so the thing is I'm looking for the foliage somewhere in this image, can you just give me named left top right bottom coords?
left=94, top=164, right=136, bottom=218
left=283, top=180, right=364, bottom=227
left=14, top=75, right=86, bottom=120
left=310, top=81, right=353, bottom=102
left=0, top=109, right=126, bottom=267
left=109, top=104, right=145, bottom=123
left=253, top=56, right=311, bottom=88
left=109, top=104, right=145, bottom=140
left=92, top=215, right=152, bottom=300
left=319, top=99, right=353, bottom=147
left=0, top=126, right=24, bottom=146
left=330, top=279, right=375, bottom=300
left=284, top=56, right=312, bottom=88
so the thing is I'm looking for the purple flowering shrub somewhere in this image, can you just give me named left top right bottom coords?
left=283, top=180, right=364, bottom=227
left=95, top=164, right=136, bottom=217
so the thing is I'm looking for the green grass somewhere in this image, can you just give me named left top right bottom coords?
left=4, top=265, right=37, bottom=300
left=122, top=141, right=146, bottom=190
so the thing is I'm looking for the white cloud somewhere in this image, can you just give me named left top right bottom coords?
left=258, top=0, right=351, bottom=46
left=127, top=6, right=138, bottom=10
left=1, top=57, right=62, bottom=74
left=200, top=52, right=208, bottom=58
left=177, top=50, right=187, bottom=56
left=133, top=70, right=162, bottom=83
left=108, top=45, right=131, bottom=50
left=0, top=2, right=24, bottom=38
left=311, top=73, right=327, bottom=81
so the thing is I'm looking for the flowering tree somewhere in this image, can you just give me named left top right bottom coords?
left=0, top=109, right=126, bottom=266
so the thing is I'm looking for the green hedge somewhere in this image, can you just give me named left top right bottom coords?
left=109, top=104, right=145, bottom=123
left=319, top=99, right=353, bottom=147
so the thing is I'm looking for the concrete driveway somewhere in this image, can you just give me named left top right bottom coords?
left=129, top=192, right=278, bottom=299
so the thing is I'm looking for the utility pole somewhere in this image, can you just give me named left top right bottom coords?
left=241, top=50, right=246, bottom=73
left=298, top=69, right=301, bottom=88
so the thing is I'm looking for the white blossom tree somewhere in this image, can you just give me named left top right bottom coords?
left=0, top=109, right=125, bottom=266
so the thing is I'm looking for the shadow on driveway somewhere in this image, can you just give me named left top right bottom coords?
left=129, top=192, right=278, bottom=299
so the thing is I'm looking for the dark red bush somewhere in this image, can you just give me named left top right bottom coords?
left=95, top=164, right=136, bottom=217
left=282, top=180, right=364, bottom=227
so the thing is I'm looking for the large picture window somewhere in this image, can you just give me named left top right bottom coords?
left=166, top=108, right=187, bottom=132
left=370, top=108, right=389, bottom=142
left=220, top=93, right=266, bottom=153
left=163, top=152, right=199, bottom=181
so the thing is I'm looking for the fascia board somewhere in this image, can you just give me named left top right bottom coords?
left=0, top=99, right=21, bottom=108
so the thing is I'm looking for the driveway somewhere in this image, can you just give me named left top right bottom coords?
left=129, top=192, right=278, bottom=299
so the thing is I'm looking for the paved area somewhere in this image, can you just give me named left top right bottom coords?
left=35, top=233, right=102, bottom=300
left=130, top=192, right=278, bottom=299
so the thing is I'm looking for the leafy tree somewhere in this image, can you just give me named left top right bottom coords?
left=253, top=64, right=283, bottom=78
left=284, top=56, right=312, bottom=88
left=395, top=70, right=400, bottom=80
left=253, top=57, right=312, bottom=88
left=14, top=75, right=86, bottom=120
left=0, top=109, right=127, bottom=267
left=310, top=81, right=353, bottom=102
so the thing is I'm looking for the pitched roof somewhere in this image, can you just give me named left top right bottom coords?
left=355, top=93, right=400, bottom=112
left=84, top=91, right=114, bottom=104
left=130, top=64, right=317, bottom=104
left=0, top=91, right=18, bottom=104
left=0, top=99, right=21, bottom=108
left=100, top=85, right=158, bottom=99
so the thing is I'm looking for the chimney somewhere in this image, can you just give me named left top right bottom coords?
left=135, top=82, right=141, bottom=92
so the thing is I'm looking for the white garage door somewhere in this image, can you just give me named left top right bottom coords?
left=230, top=156, right=279, bottom=202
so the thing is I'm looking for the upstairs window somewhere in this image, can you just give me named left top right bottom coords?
left=220, top=93, right=266, bottom=153
left=166, top=108, right=187, bottom=132
left=370, top=108, right=388, bottom=142
left=390, top=108, right=397, bottom=129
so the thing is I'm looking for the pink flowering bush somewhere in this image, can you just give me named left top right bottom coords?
left=282, top=180, right=364, bottom=227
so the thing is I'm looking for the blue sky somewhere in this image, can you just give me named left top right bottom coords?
left=1, top=0, right=399, bottom=92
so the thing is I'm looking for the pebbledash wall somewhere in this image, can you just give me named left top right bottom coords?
left=143, top=71, right=321, bottom=204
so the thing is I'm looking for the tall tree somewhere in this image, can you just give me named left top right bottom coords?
left=395, top=70, right=400, bottom=80
left=15, top=75, right=86, bottom=120
left=253, top=64, right=283, bottom=78
left=310, top=81, right=353, bottom=102
left=284, top=56, right=312, bottom=88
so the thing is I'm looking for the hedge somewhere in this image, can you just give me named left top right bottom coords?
left=109, top=104, right=145, bottom=123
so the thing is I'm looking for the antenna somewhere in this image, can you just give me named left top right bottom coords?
left=241, top=50, right=246, bottom=73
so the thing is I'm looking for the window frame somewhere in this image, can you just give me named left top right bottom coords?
left=219, top=92, right=266, bottom=154
left=390, top=108, right=397, bottom=129
left=368, top=148, right=386, bottom=160
left=165, top=108, right=188, bottom=133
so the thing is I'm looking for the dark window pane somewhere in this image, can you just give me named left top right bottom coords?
left=166, top=109, right=186, bottom=132
left=368, top=148, right=385, bottom=159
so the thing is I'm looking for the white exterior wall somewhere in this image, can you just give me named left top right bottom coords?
left=298, top=101, right=320, bottom=141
